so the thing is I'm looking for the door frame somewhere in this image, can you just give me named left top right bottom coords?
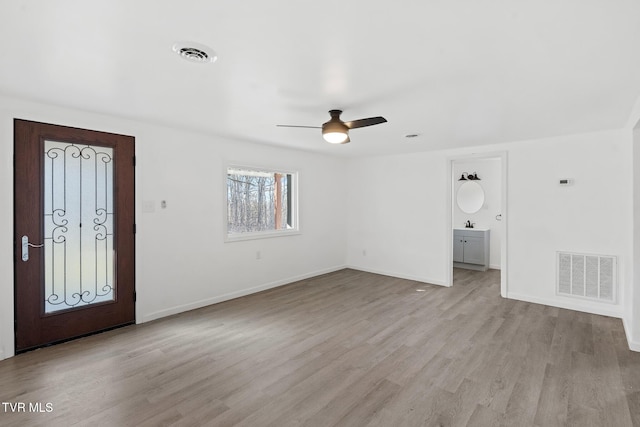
left=13, top=119, right=136, bottom=352
left=445, top=151, right=508, bottom=297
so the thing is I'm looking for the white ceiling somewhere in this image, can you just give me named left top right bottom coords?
left=2, top=1, right=640, bottom=157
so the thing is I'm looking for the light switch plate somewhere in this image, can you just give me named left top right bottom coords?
left=142, top=201, right=155, bottom=213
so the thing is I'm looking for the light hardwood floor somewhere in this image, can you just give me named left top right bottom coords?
left=1, top=268, right=639, bottom=426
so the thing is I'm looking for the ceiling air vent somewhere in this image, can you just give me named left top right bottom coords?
left=172, top=42, right=217, bottom=64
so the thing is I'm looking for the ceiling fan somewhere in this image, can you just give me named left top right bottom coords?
left=277, top=110, right=387, bottom=144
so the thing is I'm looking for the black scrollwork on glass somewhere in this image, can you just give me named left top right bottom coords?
left=44, top=142, right=114, bottom=313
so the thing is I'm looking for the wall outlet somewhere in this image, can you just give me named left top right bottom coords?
left=256, top=251, right=261, bottom=260
left=362, top=249, right=367, bottom=256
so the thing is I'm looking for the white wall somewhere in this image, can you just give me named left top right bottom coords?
left=136, top=126, right=348, bottom=321
left=345, top=153, right=450, bottom=285
left=0, top=95, right=347, bottom=359
left=631, top=125, right=640, bottom=350
left=347, top=130, right=632, bottom=320
left=453, top=158, right=501, bottom=269
left=506, top=131, right=632, bottom=318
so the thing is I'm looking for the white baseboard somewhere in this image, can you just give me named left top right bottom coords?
left=507, top=292, right=623, bottom=319
left=0, top=340, right=15, bottom=360
left=622, top=317, right=640, bottom=352
left=489, top=264, right=502, bottom=270
left=345, top=265, right=447, bottom=287
left=141, top=265, right=347, bottom=323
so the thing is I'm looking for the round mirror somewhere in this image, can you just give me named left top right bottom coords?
left=456, top=181, right=485, bottom=214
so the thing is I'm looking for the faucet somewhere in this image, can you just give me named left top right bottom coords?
left=465, top=220, right=474, bottom=228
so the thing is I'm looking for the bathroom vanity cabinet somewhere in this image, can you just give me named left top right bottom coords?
left=453, top=228, right=490, bottom=271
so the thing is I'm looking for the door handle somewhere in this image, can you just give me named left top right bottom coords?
left=21, top=235, right=44, bottom=262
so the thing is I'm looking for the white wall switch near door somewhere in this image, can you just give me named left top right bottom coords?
left=142, top=201, right=155, bottom=213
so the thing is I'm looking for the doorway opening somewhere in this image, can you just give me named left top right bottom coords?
left=447, top=153, right=507, bottom=297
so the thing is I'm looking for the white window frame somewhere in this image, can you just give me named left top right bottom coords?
left=224, top=165, right=300, bottom=242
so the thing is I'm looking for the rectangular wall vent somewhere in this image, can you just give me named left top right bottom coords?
left=557, top=252, right=616, bottom=303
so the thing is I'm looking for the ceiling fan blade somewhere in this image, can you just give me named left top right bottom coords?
left=276, top=125, right=322, bottom=129
left=344, top=116, right=387, bottom=129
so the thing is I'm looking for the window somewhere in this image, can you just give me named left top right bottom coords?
left=226, top=167, right=298, bottom=240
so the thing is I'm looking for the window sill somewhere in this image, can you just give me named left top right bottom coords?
left=224, top=229, right=301, bottom=243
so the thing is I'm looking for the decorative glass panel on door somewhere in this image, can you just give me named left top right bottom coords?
left=43, top=140, right=115, bottom=313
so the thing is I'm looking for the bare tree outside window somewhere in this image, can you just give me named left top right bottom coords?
left=227, top=168, right=296, bottom=236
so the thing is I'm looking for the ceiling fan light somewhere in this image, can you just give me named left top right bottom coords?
left=323, top=131, right=349, bottom=144
left=322, top=119, right=349, bottom=144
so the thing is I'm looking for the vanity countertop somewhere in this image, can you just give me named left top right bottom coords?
left=454, top=227, right=489, bottom=232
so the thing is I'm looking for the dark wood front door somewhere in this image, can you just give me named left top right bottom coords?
left=14, top=119, right=135, bottom=352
